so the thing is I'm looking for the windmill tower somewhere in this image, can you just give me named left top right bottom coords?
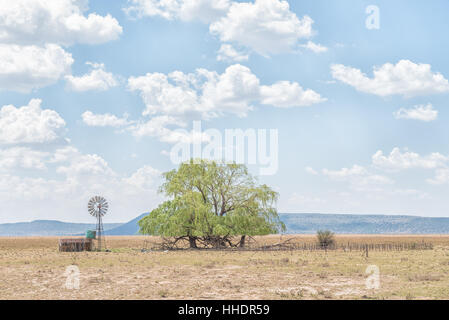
left=88, top=196, right=108, bottom=251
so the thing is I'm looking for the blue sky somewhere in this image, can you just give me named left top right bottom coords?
left=1, top=0, right=449, bottom=223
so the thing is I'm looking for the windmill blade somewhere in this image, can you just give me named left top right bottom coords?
left=87, top=196, right=108, bottom=217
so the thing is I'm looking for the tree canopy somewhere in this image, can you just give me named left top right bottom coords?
left=139, top=159, right=285, bottom=248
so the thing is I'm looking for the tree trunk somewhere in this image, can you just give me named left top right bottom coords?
left=239, top=235, right=246, bottom=248
left=189, top=236, right=197, bottom=249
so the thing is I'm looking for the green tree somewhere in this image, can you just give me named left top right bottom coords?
left=139, top=159, right=285, bottom=248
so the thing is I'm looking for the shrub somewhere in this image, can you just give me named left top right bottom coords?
left=316, top=230, right=335, bottom=249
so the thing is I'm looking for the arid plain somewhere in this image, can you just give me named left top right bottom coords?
left=1, top=235, right=449, bottom=300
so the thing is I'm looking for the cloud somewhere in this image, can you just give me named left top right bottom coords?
left=322, top=164, right=394, bottom=188
left=322, top=164, right=367, bottom=179
left=48, top=146, right=79, bottom=163
left=125, top=0, right=230, bottom=23
left=299, top=41, right=328, bottom=53
left=0, top=0, right=122, bottom=46
left=128, top=70, right=211, bottom=118
left=0, top=44, right=73, bottom=92
left=123, top=165, right=161, bottom=190
left=372, top=148, right=448, bottom=171
left=199, top=64, right=261, bottom=117
left=125, top=0, right=324, bottom=59
left=56, top=153, right=115, bottom=177
left=373, top=148, right=449, bottom=186
left=0, top=99, right=66, bottom=145
left=321, top=148, right=449, bottom=188
left=210, top=0, right=314, bottom=56
left=128, top=64, right=324, bottom=119
left=260, top=81, right=327, bottom=108
left=65, top=62, right=118, bottom=92
left=82, top=111, right=131, bottom=127
left=428, top=169, right=449, bottom=185
left=331, top=60, right=449, bottom=97
left=127, top=64, right=324, bottom=143
left=128, top=116, right=210, bottom=144
left=178, top=0, right=230, bottom=23
left=47, top=146, right=161, bottom=199
left=0, top=147, right=49, bottom=170
left=394, top=103, right=438, bottom=122
left=127, top=115, right=185, bottom=139
left=312, top=147, right=449, bottom=204
left=0, top=145, right=163, bottom=222
left=217, top=44, right=249, bottom=62
left=0, top=1, right=121, bottom=93
left=81, top=111, right=211, bottom=144
left=0, top=94, right=162, bottom=222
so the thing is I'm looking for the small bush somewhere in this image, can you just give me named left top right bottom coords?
left=316, top=230, right=335, bottom=249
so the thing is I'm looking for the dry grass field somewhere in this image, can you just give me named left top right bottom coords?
left=1, top=235, right=449, bottom=300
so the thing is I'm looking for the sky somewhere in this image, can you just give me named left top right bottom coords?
left=1, top=0, right=449, bottom=223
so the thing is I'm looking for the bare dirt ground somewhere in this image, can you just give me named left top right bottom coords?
left=1, top=235, right=449, bottom=300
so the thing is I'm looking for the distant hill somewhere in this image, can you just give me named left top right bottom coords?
left=280, top=213, right=449, bottom=234
left=105, top=213, right=449, bottom=235
left=1, top=213, right=449, bottom=236
left=0, top=220, right=122, bottom=237
left=104, top=213, right=148, bottom=235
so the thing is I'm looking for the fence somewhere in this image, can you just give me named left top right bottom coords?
left=143, top=238, right=434, bottom=252
left=283, top=242, right=433, bottom=251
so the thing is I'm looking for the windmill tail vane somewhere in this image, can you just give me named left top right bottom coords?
left=88, top=196, right=108, bottom=251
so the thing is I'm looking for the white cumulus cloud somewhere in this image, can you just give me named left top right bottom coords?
left=125, top=0, right=230, bottom=23
left=0, top=147, right=49, bottom=170
left=0, top=145, right=163, bottom=222
left=0, top=1, right=122, bottom=93
left=372, top=148, right=448, bottom=171
left=322, top=164, right=394, bottom=188
left=56, top=153, right=115, bottom=177
left=299, top=41, right=328, bottom=53
left=210, top=0, right=314, bottom=56
left=82, top=111, right=131, bottom=127
left=124, top=64, right=326, bottom=143
left=0, top=99, right=66, bottom=145
left=127, top=64, right=324, bottom=143
left=125, top=0, right=324, bottom=59
left=0, top=0, right=122, bottom=45
left=217, top=44, right=249, bottom=62
left=394, top=103, right=438, bottom=122
left=128, top=116, right=211, bottom=144
left=123, top=165, right=161, bottom=190
left=65, top=62, right=119, bottom=92
left=260, top=81, right=327, bottom=108
left=0, top=44, right=73, bottom=92
left=331, top=60, right=449, bottom=97
left=128, top=64, right=324, bottom=119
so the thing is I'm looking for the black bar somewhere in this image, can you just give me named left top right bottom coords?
left=1, top=300, right=448, bottom=318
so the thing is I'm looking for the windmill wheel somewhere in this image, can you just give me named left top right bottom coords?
left=88, top=196, right=108, bottom=217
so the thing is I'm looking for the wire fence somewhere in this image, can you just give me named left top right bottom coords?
left=142, top=238, right=434, bottom=252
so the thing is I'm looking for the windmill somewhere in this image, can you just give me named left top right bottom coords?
left=88, top=196, right=108, bottom=251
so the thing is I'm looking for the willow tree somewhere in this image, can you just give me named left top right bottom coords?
left=139, top=159, right=285, bottom=248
